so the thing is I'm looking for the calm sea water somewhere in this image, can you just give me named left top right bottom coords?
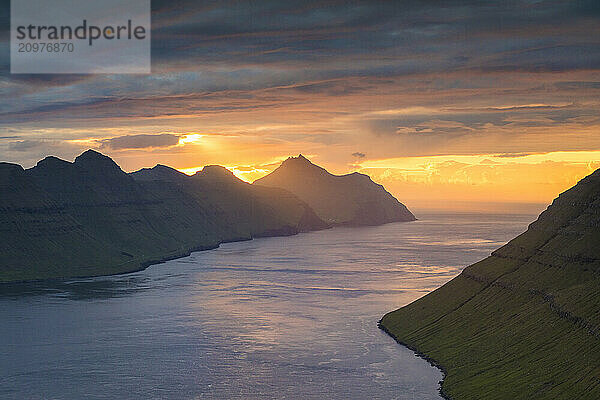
left=0, top=212, right=537, bottom=400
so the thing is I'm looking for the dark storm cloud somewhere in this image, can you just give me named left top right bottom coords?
left=98, top=134, right=181, bottom=150
left=2, top=1, right=599, bottom=99
left=145, top=0, right=600, bottom=71
left=367, top=101, right=600, bottom=138
left=3, top=1, right=600, bottom=75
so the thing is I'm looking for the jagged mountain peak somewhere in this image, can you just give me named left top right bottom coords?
left=276, top=154, right=329, bottom=178
left=130, top=164, right=188, bottom=181
left=193, top=165, right=241, bottom=182
left=34, top=155, right=71, bottom=170
left=283, top=154, right=315, bottom=165
left=74, top=149, right=122, bottom=172
left=255, top=155, right=415, bottom=225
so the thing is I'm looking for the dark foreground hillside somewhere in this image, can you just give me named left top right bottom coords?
left=380, top=169, right=600, bottom=399
left=0, top=150, right=327, bottom=282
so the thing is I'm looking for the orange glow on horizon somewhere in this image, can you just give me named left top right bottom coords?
left=165, top=150, right=600, bottom=213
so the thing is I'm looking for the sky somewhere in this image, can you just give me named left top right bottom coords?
left=1, top=0, right=600, bottom=212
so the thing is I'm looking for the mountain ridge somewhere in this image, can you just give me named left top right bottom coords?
left=1, top=150, right=412, bottom=282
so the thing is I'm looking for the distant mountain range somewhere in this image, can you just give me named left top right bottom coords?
left=380, top=168, right=600, bottom=399
left=0, top=150, right=413, bottom=282
left=255, top=155, right=415, bottom=225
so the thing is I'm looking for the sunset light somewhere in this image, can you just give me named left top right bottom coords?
left=2, top=2, right=600, bottom=398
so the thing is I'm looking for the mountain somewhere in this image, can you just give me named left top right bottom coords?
left=254, top=155, right=415, bottom=225
left=20, top=150, right=228, bottom=281
left=133, top=163, right=328, bottom=239
left=0, top=150, right=416, bottom=282
left=0, top=150, right=327, bottom=282
left=0, top=161, right=127, bottom=282
left=129, top=164, right=188, bottom=182
left=190, top=165, right=328, bottom=236
left=380, top=169, right=600, bottom=399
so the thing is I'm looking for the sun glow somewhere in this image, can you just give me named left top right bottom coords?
left=177, top=166, right=204, bottom=175
left=352, top=150, right=600, bottom=211
left=178, top=134, right=204, bottom=145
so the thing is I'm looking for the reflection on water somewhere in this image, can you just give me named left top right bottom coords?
left=0, top=213, right=535, bottom=399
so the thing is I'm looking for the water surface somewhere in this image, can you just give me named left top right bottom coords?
left=0, top=212, right=536, bottom=399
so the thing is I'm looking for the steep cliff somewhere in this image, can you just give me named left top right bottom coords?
left=380, top=169, right=600, bottom=399
left=0, top=161, right=129, bottom=281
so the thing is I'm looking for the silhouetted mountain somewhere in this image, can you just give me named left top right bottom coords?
left=0, top=150, right=327, bottom=282
left=254, top=155, right=415, bottom=225
left=134, top=162, right=328, bottom=239
left=130, top=164, right=188, bottom=182
left=380, top=169, right=600, bottom=399
left=23, top=150, right=228, bottom=281
left=193, top=165, right=238, bottom=181
left=1, top=150, right=416, bottom=282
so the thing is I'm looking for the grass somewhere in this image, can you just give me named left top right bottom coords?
left=380, top=169, right=600, bottom=399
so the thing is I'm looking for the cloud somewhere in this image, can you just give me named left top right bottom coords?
left=1, top=0, right=600, bottom=177
left=1, top=138, right=89, bottom=167
left=554, top=81, right=600, bottom=90
left=352, top=152, right=366, bottom=158
left=6, top=74, right=92, bottom=87
left=356, top=154, right=600, bottom=207
left=98, top=134, right=181, bottom=150
left=8, top=140, right=48, bottom=152
left=494, top=152, right=539, bottom=158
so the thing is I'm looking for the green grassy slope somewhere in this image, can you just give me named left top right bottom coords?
left=0, top=162, right=131, bottom=281
left=254, top=154, right=416, bottom=226
left=380, top=169, right=600, bottom=399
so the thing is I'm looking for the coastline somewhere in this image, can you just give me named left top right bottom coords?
left=378, top=320, right=452, bottom=400
left=0, top=228, right=314, bottom=285
left=1, top=219, right=421, bottom=285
